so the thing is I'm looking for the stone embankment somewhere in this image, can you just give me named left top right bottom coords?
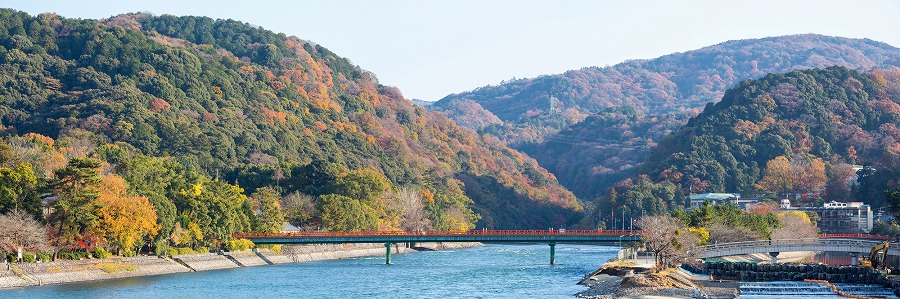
left=1, top=255, right=191, bottom=287
left=0, top=242, right=482, bottom=289
left=701, top=262, right=888, bottom=283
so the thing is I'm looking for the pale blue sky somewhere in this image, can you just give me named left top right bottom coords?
left=5, top=0, right=900, bottom=101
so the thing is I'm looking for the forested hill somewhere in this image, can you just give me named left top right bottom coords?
left=641, top=66, right=900, bottom=208
left=432, top=34, right=900, bottom=200
left=433, top=35, right=900, bottom=144
left=0, top=10, right=580, bottom=229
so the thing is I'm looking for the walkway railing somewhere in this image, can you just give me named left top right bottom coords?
left=819, top=233, right=890, bottom=241
left=234, top=229, right=644, bottom=239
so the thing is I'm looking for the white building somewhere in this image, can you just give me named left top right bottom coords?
left=783, top=200, right=873, bottom=233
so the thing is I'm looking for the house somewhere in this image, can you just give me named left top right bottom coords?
left=688, top=193, right=757, bottom=209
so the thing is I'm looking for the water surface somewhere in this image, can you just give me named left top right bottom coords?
left=1, top=244, right=617, bottom=298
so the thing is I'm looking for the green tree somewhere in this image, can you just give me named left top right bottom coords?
left=174, top=178, right=254, bottom=245
left=250, top=186, right=284, bottom=232
left=327, top=167, right=392, bottom=203
left=49, top=158, right=103, bottom=258
left=319, top=194, right=377, bottom=231
left=0, top=163, right=41, bottom=218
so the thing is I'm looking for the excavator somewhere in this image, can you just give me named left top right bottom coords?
left=859, top=241, right=889, bottom=273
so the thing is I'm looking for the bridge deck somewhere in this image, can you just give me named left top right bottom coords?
left=235, top=230, right=643, bottom=244
left=697, top=238, right=896, bottom=258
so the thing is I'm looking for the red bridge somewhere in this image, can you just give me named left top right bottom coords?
left=234, top=229, right=643, bottom=264
left=231, top=230, right=891, bottom=265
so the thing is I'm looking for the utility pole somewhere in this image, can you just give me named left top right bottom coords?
left=621, top=209, right=625, bottom=231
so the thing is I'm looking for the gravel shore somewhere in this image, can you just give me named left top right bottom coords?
left=576, top=265, right=738, bottom=299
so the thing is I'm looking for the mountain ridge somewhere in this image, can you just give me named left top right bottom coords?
left=432, top=34, right=900, bottom=199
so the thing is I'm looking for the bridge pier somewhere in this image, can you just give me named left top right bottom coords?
left=385, top=243, right=392, bottom=265
left=851, top=254, right=858, bottom=266
left=549, top=242, right=556, bottom=265
left=768, top=252, right=779, bottom=264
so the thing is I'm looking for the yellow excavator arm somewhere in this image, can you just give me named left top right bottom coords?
left=867, top=241, right=889, bottom=270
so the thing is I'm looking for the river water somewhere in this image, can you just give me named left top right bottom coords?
left=1, top=244, right=618, bottom=298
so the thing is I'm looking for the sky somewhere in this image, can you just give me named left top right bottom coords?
left=5, top=0, right=900, bottom=101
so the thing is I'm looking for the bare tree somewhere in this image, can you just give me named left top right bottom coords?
left=668, top=228, right=700, bottom=268
left=0, top=210, right=49, bottom=259
left=707, top=223, right=761, bottom=244
left=280, top=192, right=317, bottom=226
left=394, top=187, right=431, bottom=231
left=770, top=211, right=819, bottom=240
left=636, top=215, right=684, bottom=269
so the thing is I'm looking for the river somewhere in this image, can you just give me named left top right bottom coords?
left=0, top=244, right=618, bottom=298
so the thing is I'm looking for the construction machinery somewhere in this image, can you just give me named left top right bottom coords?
left=859, top=241, right=889, bottom=272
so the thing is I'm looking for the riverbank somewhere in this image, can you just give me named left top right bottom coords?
left=575, top=250, right=820, bottom=298
left=0, top=242, right=483, bottom=289
left=576, top=263, right=737, bottom=299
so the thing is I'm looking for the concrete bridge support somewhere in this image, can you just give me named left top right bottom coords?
left=549, top=242, right=556, bottom=265
left=385, top=243, right=392, bottom=265
left=768, top=252, right=779, bottom=264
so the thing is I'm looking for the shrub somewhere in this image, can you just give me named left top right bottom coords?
left=92, top=247, right=112, bottom=259
left=167, top=247, right=196, bottom=256
left=258, top=244, right=282, bottom=253
left=59, top=250, right=88, bottom=260
left=98, top=262, right=137, bottom=273
left=155, top=240, right=171, bottom=257
left=5, top=254, right=14, bottom=263
left=23, top=254, right=35, bottom=263
left=225, top=239, right=255, bottom=251
left=37, top=253, right=51, bottom=262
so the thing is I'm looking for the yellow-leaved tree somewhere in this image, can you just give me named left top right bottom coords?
left=96, top=174, right=160, bottom=256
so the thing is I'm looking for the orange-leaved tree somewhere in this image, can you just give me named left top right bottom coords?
left=95, top=174, right=159, bottom=256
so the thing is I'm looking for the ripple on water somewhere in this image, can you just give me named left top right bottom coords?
left=0, top=244, right=616, bottom=299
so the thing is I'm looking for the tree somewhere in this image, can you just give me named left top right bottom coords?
left=706, top=222, right=760, bottom=243
left=887, top=185, right=900, bottom=216
left=0, top=163, right=41, bottom=218
left=757, top=156, right=795, bottom=199
left=250, top=186, right=284, bottom=233
left=319, top=194, right=378, bottom=231
left=49, top=158, right=103, bottom=258
left=795, top=157, right=827, bottom=195
left=0, top=209, right=48, bottom=259
left=327, top=167, right=391, bottom=203
left=636, top=215, right=684, bottom=269
left=173, top=178, right=254, bottom=245
left=757, top=155, right=826, bottom=201
left=115, top=154, right=178, bottom=244
left=824, top=163, right=855, bottom=201
left=395, top=187, right=430, bottom=231
left=95, top=174, right=160, bottom=256
left=281, top=191, right=317, bottom=227
left=770, top=211, right=818, bottom=240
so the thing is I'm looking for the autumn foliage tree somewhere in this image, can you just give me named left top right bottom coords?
left=95, top=175, right=160, bottom=256
left=757, top=155, right=826, bottom=201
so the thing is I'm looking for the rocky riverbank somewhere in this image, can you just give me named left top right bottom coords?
left=0, top=242, right=483, bottom=289
left=576, top=264, right=739, bottom=299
